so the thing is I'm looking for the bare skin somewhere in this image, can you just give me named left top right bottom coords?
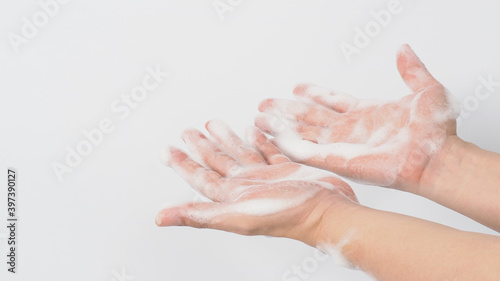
left=317, top=202, right=500, bottom=281
left=255, top=44, right=457, bottom=191
left=256, top=44, right=500, bottom=231
left=156, top=45, right=500, bottom=280
left=156, top=121, right=357, bottom=245
left=157, top=120, right=500, bottom=281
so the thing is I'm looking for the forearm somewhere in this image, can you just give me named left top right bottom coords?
left=419, top=136, right=500, bottom=231
left=316, top=204, right=500, bottom=281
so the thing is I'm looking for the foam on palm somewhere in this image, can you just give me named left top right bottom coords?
left=258, top=79, right=460, bottom=187
left=160, top=123, right=349, bottom=226
left=169, top=164, right=335, bottom=224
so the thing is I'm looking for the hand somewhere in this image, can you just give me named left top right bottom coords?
left=156, top=120, right=358, bottom=246
left=255, top=44, right=460, bottom=192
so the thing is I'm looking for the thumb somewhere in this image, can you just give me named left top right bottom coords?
left=396, top=44, right=441, bottom=93
left=156, top=202, right=228, bottom=229
left=155, top=201, right=264, bottom=235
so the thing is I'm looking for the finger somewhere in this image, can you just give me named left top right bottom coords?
left=246, top=126, right=290, bottom=164
left=293, top=83, right=357, bottom=113
left=272, top=138, right=399, bottom=186
left=396, top=44, right=442, bottom=93
left=270, top=137, right=358, bottom=168
left=254, top=113, right=329, bottom=143
left=258, top=98, right=339, bottom=127
left=162, top=146, right=230, bottom=201
left=181, top=129, right=241, bottom=177
left=270, top=137, right=328, bottom=166
left=205, top=120, right=266, bottom=165
left=155, top=200, right=282, bottom=236
left=155, top=202, right=237, bottom=230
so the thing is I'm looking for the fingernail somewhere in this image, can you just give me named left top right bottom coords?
left=160, top=147, right=173, bottom=166
left=155, top=214, right=164, bottom=226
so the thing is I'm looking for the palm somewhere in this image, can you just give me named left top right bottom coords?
left=156, top=121, right=356, bottom=243
left=255, top=45, right=459, bottom=190
left=223, top=159, right=356, bottom=201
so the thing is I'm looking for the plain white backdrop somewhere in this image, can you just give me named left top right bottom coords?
left=1, top=1, right=499, bottom=280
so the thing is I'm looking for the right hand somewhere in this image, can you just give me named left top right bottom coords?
left=255, top=44, right=460, bottom=192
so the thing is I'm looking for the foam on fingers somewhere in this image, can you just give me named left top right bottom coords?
left=205, top=119, right=239, bottom=143
left=180, top=128, right=210, bottom=162
left=246, top=126, right=291, bottom=165
left=293, top=83, right=357, bottom=113
left=260, top=98, right=341, bottom=128
left=161, top=150, right=228, bottom=200
left=160, top=146, right=185, bottom=166
left=156, top=193, right=319, bottom=231
left=255, top=113, right=334, bottom=146
left=156, top=202, right=217, bottom=227
left=207, top=120, right=265, bottom=165
left=159, top=122, right=359, bottom=241
left=396, top=44, right=440, bottom=93
left=254, top=112, right=303, bottom=139
left=272, top=138, right=323, bottom=162
left=259, top=98, right=309, bottom=120
left=182, top=127, right=241, bottom=177
left=245, top=126, right=265, bottom=145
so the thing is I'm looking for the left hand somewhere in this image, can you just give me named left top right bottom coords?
left=156, top=120, right=358, bottom=246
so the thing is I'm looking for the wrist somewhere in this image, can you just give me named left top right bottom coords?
left=418, top=135, right=475, bottom=205
left=419, top=135, right=500, bottom=230
left=309, top=197, right=368, bottom=264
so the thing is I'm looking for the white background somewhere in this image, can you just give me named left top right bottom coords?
left=1, top=1, right=499, bottom=280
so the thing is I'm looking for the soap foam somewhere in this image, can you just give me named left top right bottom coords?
left=266, top=82, right=459, bottom=187
left=162, top=122, right=353, bottom=232
left=316, top=229, right=356, bottom=269
left=163, top=160, right=346, bottom=226
left=296, top=84, right=358, bottom=112
left=185, top=187, right=319, bottom=224
left=268, top=99, right=310, bottom=121
left=273, top=127, right=410, bottom=162
left=206, top=120, right=249, bottom=162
